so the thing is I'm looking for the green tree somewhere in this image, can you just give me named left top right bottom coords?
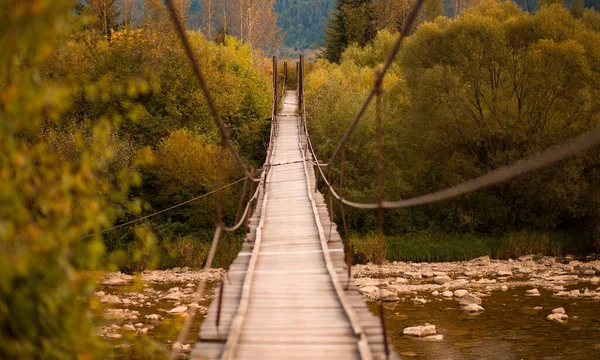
left=540, top=0, right=564, bottom=8
left=424, top=0, right=444, bottom=21
left=323, top=0, right=377, bottom=63
left=572, top=0, right=584, bottom=17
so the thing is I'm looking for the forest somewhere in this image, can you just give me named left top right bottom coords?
left=313, top=0, right=600, bottom=262
left=2, top=0, right=600, bottom=357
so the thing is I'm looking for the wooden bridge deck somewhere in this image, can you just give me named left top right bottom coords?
left=191, top=91, right=397, bottom=360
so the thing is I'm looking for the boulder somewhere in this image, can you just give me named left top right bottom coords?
left=358, top=286, right=379, bottom=299
left=441, top=291, right=454, bottom=298
left=459, top=294, right=482, bottom=306
left=403, top=324, right=436, bottom=337
left=470, top=256, right=491, bottom=266
left=547, top=313, right=568, bottom=324
left=433, top=276, right=452, bottom=285
left=453, top=289, right=468, bottom=298
left=404, top=272, right=422, bottom=279
left=464, top=304, right=485, bottom=313
left=168, top=306, right=188, bottom=314
left=379, top=289, right=399, bottom=302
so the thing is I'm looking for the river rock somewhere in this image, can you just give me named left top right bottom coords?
left=403, top=324, right=436, bottom=337
left=459, top=294, right=482, bottom=305
left=412, top=297, right=427, bottom=304
left=501, top=285, right=508, bottom=291
left=470, top=256, right=491, bottom=266
left=590, top=277, right=599, bottom=284
left=395, top=277, right=409, bottom=284
left=453, top=289, right=468, bottom=298
left=422, top=272, right=434, bottom=278
left=172, top=342, right=191, bottom=351
left=358, top=286, right=379, bottom=299
left=168, top=306, right=188, bottom=314
left=100, top=294, right=122, bottom=304
left=106, top=333, right=123, bottom=340
left=497, top=270, right=513, bottom=277
left=518, top=254, right=534, bottom=261
left=145, top=314, right=162, bottom=321
left=404, top=272, right=422, bottom=279
left=526, top=288, right=540, bottom=296
left=122, top=323, right=136, bottom=332
left=464, top=304, right=485, bottom=313
left=431, top=290, right=439, bottom=296
left=547, top=313, right=568, bottom=324
left=433, top=276, right=451, bottom=285
left=380, top=289, right=399, bottom=302
left=420, top=334, right=444, bottom=341
left=552, top=307, right=565, bottom=314
left=139, top=328, right=149, bottom=335
left=583, top=269, right=596, bottom=276
left=163, top=291, right=183, bottom=300
left=441, top=291, right=453, bottom=298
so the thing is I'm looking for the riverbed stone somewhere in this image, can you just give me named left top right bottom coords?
left=358, top=286, right=379, bottom=299
left=464, top=304, right=485, bottom=313
left=526, top=288, right=540, bottom=296
left=501, top=285, right=508, bottom=291
left=403, top=324, right=436, bottom=337
left=433, top=276, right=451, bottom=285
left=163, top=291, right=183, bottom=300
left=470, top=256, right=491, bottom=266
left=453, top=289, right=469, bottom=298
left=441, top=291, right=454, bottom=298
left=168, top=306, right=188, bottom=314
left=497, top=270, right=513, bottom=277
left=420, top=334, right=444, bottom=341
left=122, top=323, right=136, bottom=332
left=552, top=307, right=565, bottom=314
left=380, top=289, right=399, bottom=302
left=431, top=290, right=439, bottom=296
left=518, top=254, right=534, bottom=261
left=395, top=277, right=409, bottom=284
left=459, top=294, right=482, bottom=305
left=404, top=272, right=422, bottom=279
left=547, top=313, right=568, bottom=324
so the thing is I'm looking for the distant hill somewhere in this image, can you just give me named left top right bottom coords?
left=274, top=0, right=334, bottom=54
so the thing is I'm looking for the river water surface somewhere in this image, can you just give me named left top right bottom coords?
left=367, top=286, right=600, bottom=359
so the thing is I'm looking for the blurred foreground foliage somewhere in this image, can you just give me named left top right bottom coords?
left=1, top=0, right=271, bottom=357
left=306, top=1, right=600, bottom=262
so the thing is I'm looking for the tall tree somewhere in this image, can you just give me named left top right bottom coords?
left=540, top=0, right=564, bottom=7
left=572, top=0, right=584, bottom=17
left=323, top=0, right=377, bottom=63
left=424, top=0, right=444, bottom=21
left=86, top=0, right=119, bottom=38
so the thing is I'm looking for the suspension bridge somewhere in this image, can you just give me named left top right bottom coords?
left=149, top=0, right=600, bottom=358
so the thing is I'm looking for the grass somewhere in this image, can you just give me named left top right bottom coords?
left=350, top=230, right=595, bottom=263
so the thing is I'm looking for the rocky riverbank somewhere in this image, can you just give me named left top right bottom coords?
left=352, top=255, right=600, bottom=310
left=96, top=268, right=223, bottom=347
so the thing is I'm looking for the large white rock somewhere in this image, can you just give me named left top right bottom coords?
left=441, top=290, right=454, bottom=298
left=163, top=291, right=183, bottom=300
left=433, top=276, right=452, bottom=285
left=547, top=313, right=568, bottom=324
left=168, top=306, right=188, bottom=314
left=403, top=324, right=436, bottom=337
left=464, top=304, right=485, bottom=313
left=470, top=256, right=491, bottom=266
left=358, top=286, right=380, bottom=299
left=453, top=289, right=469, bottom=298
left=379, top=289, right=399, bottom=302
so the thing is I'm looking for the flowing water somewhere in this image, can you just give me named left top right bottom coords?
left=368, top=286, right=600, bottom=359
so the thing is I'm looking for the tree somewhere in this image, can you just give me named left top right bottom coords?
left=86, top=0, right=120, bottom=38
left=572, top=0, right=584, bottom=18
left=540, top=0, right=564, bottom=8
left=323, top=0, right=377, bottom=63
left=424, top=0, right=444, bottom=21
